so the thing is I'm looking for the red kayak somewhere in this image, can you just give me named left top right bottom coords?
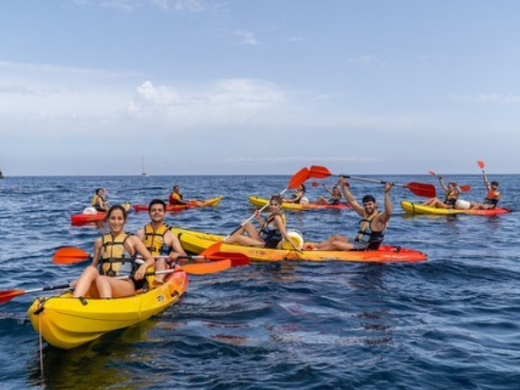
left=70, top=203, right=130, bottom=225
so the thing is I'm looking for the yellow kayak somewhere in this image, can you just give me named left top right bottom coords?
left=249, top=196, right=351, bottom=211
left=172, top=228, right=426, bottom=263
left=27, top=270, right=188, bottom=349
left=401, top=201, right=511, bottom=216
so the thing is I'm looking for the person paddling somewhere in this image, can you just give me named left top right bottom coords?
left=168, top=184, right=202, bottom=206
left=136, top=199, right=187, bottom=284
left=72, top=205, right=156, bottom=299
left=421, top=177, right=460, bottom=209
left=92, top=188, right=109, bottom=212
left=307, top=177, right=393, bottom=251
left=470, top=177, right=501, bottom=210
left=226, top=194, right=299, bottom=250
left=284, top=184, right=306, bottom=204
left=315, top=183, right=342, bottom=205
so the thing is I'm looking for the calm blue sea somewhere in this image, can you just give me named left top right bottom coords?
left=0, top=174, right=519, bottom=390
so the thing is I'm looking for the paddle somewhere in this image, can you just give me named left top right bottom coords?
left=200, top=167, right=310, bottom=257
left=0, top=263, right=231, bottom=305
left=477, top=160, right=495, bottom=199
left=427, top=171, right=471, bottom=192
left=53, top=247, right=249, bottom=267
left=309, top=165, right=436, bottom=198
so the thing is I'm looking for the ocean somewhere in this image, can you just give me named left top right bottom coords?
left=0, top=174, right=519, bottom=390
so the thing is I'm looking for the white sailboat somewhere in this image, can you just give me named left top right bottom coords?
left=141, top=157, right=147, bottom=177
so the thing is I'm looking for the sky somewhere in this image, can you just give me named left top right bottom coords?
left=1, top=0, right=519, bottom=176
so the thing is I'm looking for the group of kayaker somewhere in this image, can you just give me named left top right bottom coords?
left=422, top=173, right=501, bottom=211
left=77, top=166, right=502, bottom=300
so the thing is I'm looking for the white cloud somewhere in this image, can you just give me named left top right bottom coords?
left=127, top=79, right=285, bottom=125
left=346, top=55, right=376, bottom=66
left=152, top=0, right=205, bottom=11
left=235, top=30, right=259, bottom=46
left=450, top=92, right=520, bottom=105
left=73, top=0, right=206, bottom=12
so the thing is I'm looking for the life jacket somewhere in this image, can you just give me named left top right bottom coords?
left=142, top=223, right=171, bottom=285
left=169, top=192, right=184, bottom=205
left=92, top=195, right=106, bottom=210
left=260, top=212, right=286, bottom=248
left=444, top=190, right=458, bottom=207
left=483, top=189, right=500, bottom=207
left=98, top=232, right=136, bottom=277
left=328, top=190, right=342, bottom=205
left=355, top=212, right=387, bottom=250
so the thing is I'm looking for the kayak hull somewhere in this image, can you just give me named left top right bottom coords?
left=70, top=203, right=130, bottom=225
left=133, top=196, right=222, bottom=212
left=249, top=196, right=351, bottom=211
left=172, top=228, right=426, bottom=263
left=27, top=270, right=188, bottom=350
left=401, top=201, right=511, bottom=216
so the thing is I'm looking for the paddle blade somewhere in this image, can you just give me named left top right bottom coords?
left=427, top=171, right=436, bottom=176
left=287, top=167, right=309, bottom=189
left=309, top=165, right=332, bottom=179
left=403, top=182, right=437, bottom=198
left=311, top=181, right=320, bottom=187
left=209, top=252, right=250, bottom=266
left=200, top=242, right=223, bottom=258
left=477, top=160, right=485, bottom=170
left=460, top=185, right=471, bottom=193
left=0, top=290, right=25, bottom=304
left=53, top=247, right=91, bottom=264
left=182, top=259, right=231, bottom=274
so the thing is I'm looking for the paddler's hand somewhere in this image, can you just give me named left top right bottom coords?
left=134, top=264, right=148, bottom=280
left=384, top=182, right=393, bottom=193
left=339, top=176, right=350, bottom=187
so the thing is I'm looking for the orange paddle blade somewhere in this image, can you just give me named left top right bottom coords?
left=428, top=171, right=437, bottom=176
left=288, top=167, right=309, bottom=189
left=477, top=160, right=485, bottom=170
left=311, top=181, right=320, bottom=187
left=460, top=185, right=471, bottom=192
left=200, top=242, right=223, bottom=258
left=182, top=259, right=231, bottom=274
left=53, top=247, right=91, bottom=264
left=309, top=165, right=332, bottom=179
left=0, top=290, right=25, bottom=304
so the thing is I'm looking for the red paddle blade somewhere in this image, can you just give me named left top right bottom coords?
left=210, top=252, right=249, bottom=266
left=287, top=167, right=309, bottom=189
left=427, top=171, right=436, bottom=176
left=311, top=181, right=320, bottom=187
left=403, top=182, right=436, bottom=198
left=477, top=160, right=485, bottom=170
left=53, top=247, right=91, bottom=264
left=309, top=165, right=332, bottom=179
left=0, top=290, right=25, bottom=304
left=182, top=259, right=231, bottom=274
left=460, top=185, right=471, bottom=192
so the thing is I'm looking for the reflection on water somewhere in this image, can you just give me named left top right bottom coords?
left=27, top=319, right=161, bottom=390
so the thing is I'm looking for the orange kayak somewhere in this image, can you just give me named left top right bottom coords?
left=133, top=196, right=222, bottom=212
